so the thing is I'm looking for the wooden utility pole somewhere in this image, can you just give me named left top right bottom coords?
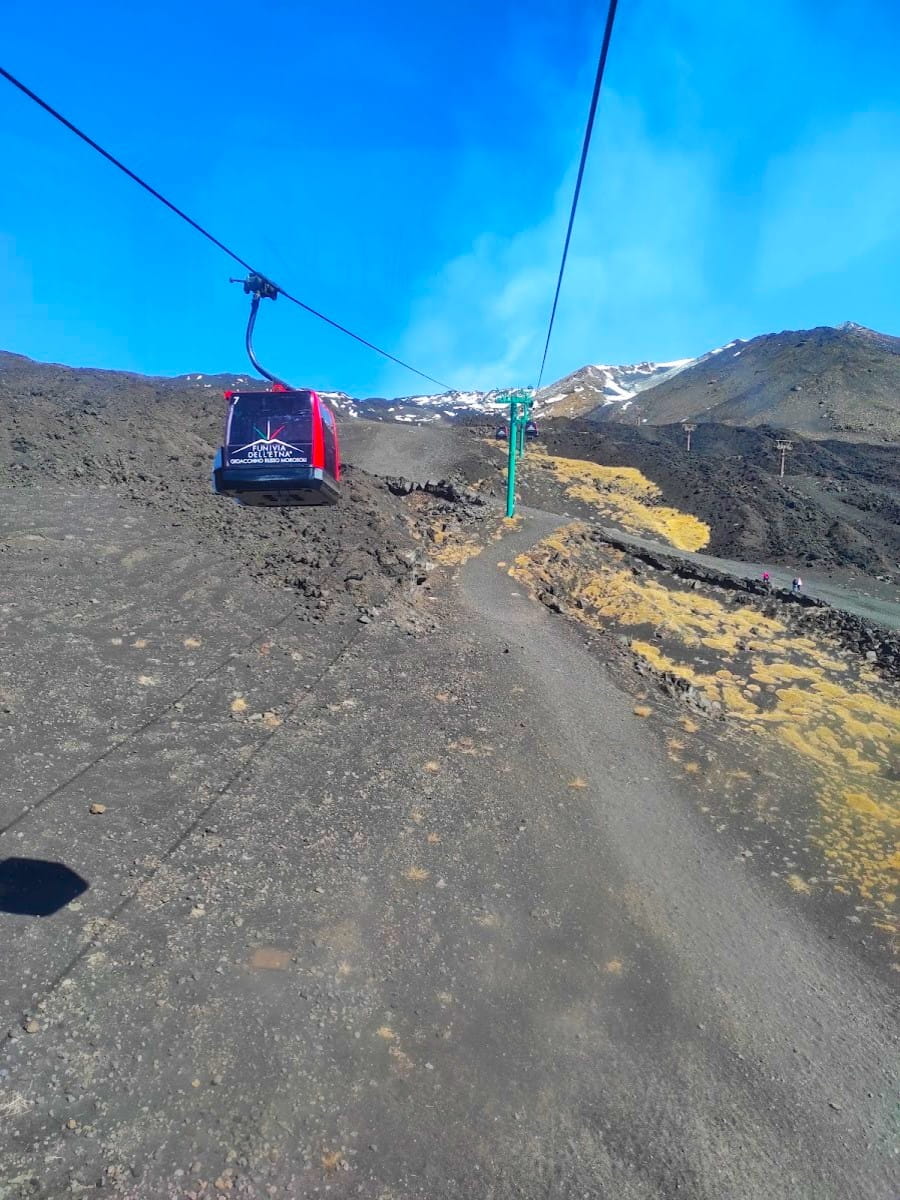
left=683, top=423, right=696, bottom=452
left=776, top=440, right=793, bottom=478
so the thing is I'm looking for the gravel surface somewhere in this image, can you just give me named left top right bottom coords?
left=0, top=360, right=896, bottom=1196
left=1, top=491, right=896, bottom=1198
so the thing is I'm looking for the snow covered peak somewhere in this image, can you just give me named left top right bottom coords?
left=534, top=358, right=698, bottom=415
left=314, top=354, right=704, bottom=425
left=195, top=354, right=704, bottom=426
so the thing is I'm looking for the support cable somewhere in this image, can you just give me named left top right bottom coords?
left=0, top=64, right=455, bottom=391
left=536, top=0, right=619, bottom=389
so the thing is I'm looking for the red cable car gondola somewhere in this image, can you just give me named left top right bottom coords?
left=212, top=275, right=340, bottom=507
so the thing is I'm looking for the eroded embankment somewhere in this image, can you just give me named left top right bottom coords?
left=598, top=531, right=900, bottom=677
left=512, top=521, right=900, bottom=945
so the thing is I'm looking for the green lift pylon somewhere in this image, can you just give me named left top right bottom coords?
left=502, top=390, right=534, bottom=518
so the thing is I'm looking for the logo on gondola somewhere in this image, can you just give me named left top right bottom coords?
left=231, top=420, right=308, bottom=464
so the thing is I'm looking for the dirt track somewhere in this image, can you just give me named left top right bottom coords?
left=0, top=361, right=898, bottom=1196
left=1, top=475, right=897, bottom=1197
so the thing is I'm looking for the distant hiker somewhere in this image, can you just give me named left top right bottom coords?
left=761, top=571, right=771, bottom=586
left=791, top=576, right=802, bottom=594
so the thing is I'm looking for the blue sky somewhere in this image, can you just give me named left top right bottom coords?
left=2, top=0, right=900, bottom=396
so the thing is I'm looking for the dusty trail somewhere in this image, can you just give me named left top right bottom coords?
left=460, top=516, right=898, bottom=1197
left=0, top=499, right=896, bottom=1198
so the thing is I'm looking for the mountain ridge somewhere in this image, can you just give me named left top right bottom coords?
left=2, top=320, right=897, bottom=441
left=594, top=323, right=900, bottom=442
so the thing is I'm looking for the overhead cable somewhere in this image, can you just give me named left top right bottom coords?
left=0, top=64, right=455, bottom=391
left=536, top=0, right=619, bottom=389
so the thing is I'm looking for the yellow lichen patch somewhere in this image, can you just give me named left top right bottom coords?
left=428, top=523, right=483, bottom=566
left=810, top=777, right=900, bottom=927
left=230, top=696, right=248, bottom=714
left=522, top=454, right=710, bottom=551
left=844, top=791, right=897, bottom=823
left=430, top=538, right=483, bottom=566
left=604, top=959, right=624, bottom=974
left=633, top=705, right=653, bottom=718
left=786, top=875, right=812, bottom=894
left=494, top=515, right=523, bottom=535
left=751, top=661, right=832, bottom=685
left=376, top=1026, right=396, bottom=1040
left=719, top=683, right=761, bottom=720
left=520, top=545, right=784, bottom=655
left=630, top=641, right=708, bottom=689
left=511, top=523, right=900, bottom=939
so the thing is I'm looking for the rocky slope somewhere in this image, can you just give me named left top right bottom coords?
left=3, top=349, right=898, bottom=587
left=0, top=353, right=489, bottom=624
left=593, top=323, right=900, bottom=442
left=533, top=420, right=900, bottom=581
left=7, top=318, right=899, bottom=442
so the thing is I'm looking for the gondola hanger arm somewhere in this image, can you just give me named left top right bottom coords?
left=230, top=274, right=288, bottom=388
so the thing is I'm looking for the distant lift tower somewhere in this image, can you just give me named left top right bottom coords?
left=683, top=423, right=697, bottom=452
left=776, top=440, right=793, bottom=478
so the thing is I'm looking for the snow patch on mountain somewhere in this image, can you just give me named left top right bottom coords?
left=167, top=343, right=751, bottom=426
left=308, top=355, right=707, bottom=425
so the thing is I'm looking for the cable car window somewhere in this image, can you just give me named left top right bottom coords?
left=226, top=392, right=312, bottom=465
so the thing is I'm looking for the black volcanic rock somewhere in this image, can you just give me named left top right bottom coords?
left=537, top=420, right=900, bottom=579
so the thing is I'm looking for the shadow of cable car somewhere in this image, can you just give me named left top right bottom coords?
left=0, top=858, right=88, bottom=917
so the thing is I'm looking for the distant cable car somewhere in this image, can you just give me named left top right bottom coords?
left=495, top=425, right=508, bottom=440
left=212, top=274, right=340, bottom=507
left=525, top=420, right=539, bottom=439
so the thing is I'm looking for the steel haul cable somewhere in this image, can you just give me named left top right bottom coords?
left=536, top=0, right=619, bottom=389
left=0, top=64, right=455, bottom=392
